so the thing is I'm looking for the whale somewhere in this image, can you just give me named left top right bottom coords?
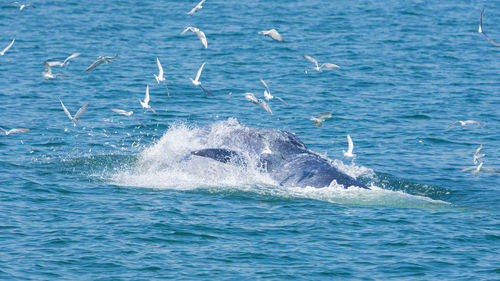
left=188, top=123, right=368, bottom=189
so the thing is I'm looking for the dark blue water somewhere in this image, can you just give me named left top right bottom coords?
left=1, top=0, right=500, bottom=279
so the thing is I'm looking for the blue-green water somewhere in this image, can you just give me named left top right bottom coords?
left=1, top=0, right=500, bottom=279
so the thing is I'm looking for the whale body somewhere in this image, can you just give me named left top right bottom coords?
left=188, top=123, right=368, bottom=189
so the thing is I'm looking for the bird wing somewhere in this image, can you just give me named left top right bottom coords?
left=111, top=109, right=132, bottom=116
left=199, top=85, right=214, bottom=96
left=1, top=38, right=15, bottom=55
left=275, top=96, right=287, bottom=105
left=59, top=99, right=73, bottom=121
left=268, top=29, right=284, bottom=42
left=195, top=62, right=205, bottom=82
left=47, top=61, right=63, bottom=67
left=460, top=167, right=477, bottom=172
left=0, top=127, right=7, bottom=134
left=181, top=27, right=192, bottom=35
left=446, top=121, right=459, bottom=129
left=479, top=9, right=500, bottom=47
left=63, top=53, right=81, bottom=65
left=103, top=55, right=118, bottom=60
left=260, top=78, right=271, bottom=94
left=317, top=112, right=332, bottom=120
left=465, top=120, right=485, bottom=126
left=73, top=103, right=90, bottom=121
left=303, top=55, right=319, bottom=68
left=320, top=63, right=340, bottom=70
left=244, top=92, right=258, bottom=103
left=44, top=61, right=52, bottom=74
left=196, top=29, right=208, bottom=48
left=258, top=100, right=273, bottom=114
left=156, top=57, right=164, bottom=77
left=85, top=58, right=104, bottom=71
left=481, top=167, right=500, bottom=174
left=10, top=128, right=30, bottom=134
left=11, top=2, right=21, bottom=7
left=144, top=85, right=150, bottom=104
left=347, top=134, right=354, bottom=154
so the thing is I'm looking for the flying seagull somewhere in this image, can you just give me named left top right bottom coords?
left=303, top=55, right=340, bottom=72
left=11, top=1, right=35, bottom=12
left=181, top=27, right=208, bottom=48
left=461, top=162, right=500, bottom=176
left=154, top=57, right=171, bottom=96
left=258, top=29, right=284, bottom=42
left=187, top=0, right=206, bottom=15
left=0, top=127, right=30, bottom=135
left=310, top=112, right=332, bottom=127
left=260, top=79, right=286, bottom=105
left=111, top=109, right=133, bottom=117
left=43, top=61, right=68, bottom=79
left=479, top=8, right=500, bottom=47
left=139, top=85, right=157, bottom=114
left=343, top=134, right=356, bottom=159
left=0, top=38, right=15, bottom=56
left=258, top=134, right=285, bottom=160
left=244, top=92, right=273, bottom=114
left=59, top=99, right=89, bottom=126
left=46, top=53, right=81, bottom=67
left=190, top=62, right=213, bottom=96
left=85, top=55, right=118, bottom=71
left=473, top=144, right=486, bottom=164
left=446, top=120, right=485, bottom=129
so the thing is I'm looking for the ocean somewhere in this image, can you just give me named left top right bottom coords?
left=1, top=0, right=499, bottom=279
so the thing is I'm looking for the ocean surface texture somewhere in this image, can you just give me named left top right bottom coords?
left=1, top=0, right=499, bottom=279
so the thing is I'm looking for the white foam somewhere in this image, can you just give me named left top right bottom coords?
left=110, top=119, right=448, bottom=208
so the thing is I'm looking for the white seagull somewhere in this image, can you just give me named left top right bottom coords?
left=303, top=55, right=340, bottom=72
left=260, top=79, right=286, bottom=105
left=154, top=57, right=171, bottom=96
left=258, top=29, right=284, bottom=42
left=190, top=62, right=213, bottom=96
left=43, top=61, right=68, bottom=79
left=244, top=92, right=273, bottom=115
left=343, top=134, right=356, bottom=159
left=258, top=134, right=285, bottom=160
left=479, top=8, right=500, bottom=47
left=0, top=38, right=15, bottom=56
left=473, top=144, right=486, bottom=164
left=11, top=1, right=35, bottom=12
left=85, top=55, right=118, bottom=71
left=46, top=53, right=81, bottom=67
left=111, top=109, right=134, bottom=117
left=187, top=0, right=206, bottom=15
left=0, top=127, right=30, bottom=135
left=59, top=99, right=89, bottom=126
left=181, top=27, right=208, bottom=48
left=447, top=120, right=485, bottom=129
left=310, top=112, right=332, bottom=127
left=460, top=162, right=500, bottom=176
left=139, top=85, right=157, bottom=114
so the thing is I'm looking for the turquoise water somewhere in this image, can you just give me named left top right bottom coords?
left=1, top=0, right=500, bottom=279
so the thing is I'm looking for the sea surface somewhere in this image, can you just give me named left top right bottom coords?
left=1, top=0, right=500, bottom=279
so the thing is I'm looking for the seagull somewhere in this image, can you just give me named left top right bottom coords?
left=303, top=55, right=340, bottom=72
left=479, top=8, right=500, bottom=47
left=258, top=29, right=284, bottom=42
left=46, top=53, right=81, bottom=67
left=343, top=134, right=356, bottom=159
left=181, top=27, right=208, bottom=48
left=461, top=162, right=500, bottom=176
left=0, top=38, right=15, bottom=56
left=59, top=99, right=89, bottom=126
left=473, top=144, right=486, bottom=164
left=190, top=62, right=213, bottom=96
left=310, top=112, right=332, bottom=127
left=85, top=55, right=118, bottom=71
left=111, top=109, right=133, bottom=117
left=258, top=134, right=285, bottom=160
left=11, top=1, right=35, bottom=12
left=260, top=79, right=286, bottom=105
left=446, top=120, right=485, bottom=129
left=43, top=61, right=68, bottom=79
left=154, top=57, right=171, bottom=96
left=244, top=92, right=273, bottom=114
left=139, top=85, right=157, bottom=114
left=0, top=127, right=30, bottom=135
left=187, top=0, right=206, bottom=15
